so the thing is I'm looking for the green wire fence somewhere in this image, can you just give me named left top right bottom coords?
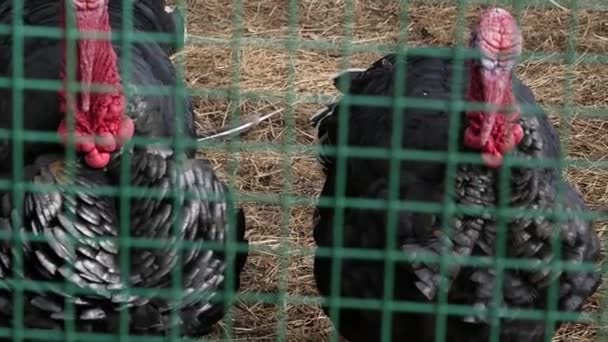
left=0, top=0, right=606, bottom=341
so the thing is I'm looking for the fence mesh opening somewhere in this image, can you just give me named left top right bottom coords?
left=0, top=0, right=606, bottom=341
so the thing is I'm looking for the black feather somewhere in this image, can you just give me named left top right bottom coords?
left=0, top=0, right=247, bottom=338
left=106, top=147, right=249, bottom=337
left=312, top=49, right=601, bottom=342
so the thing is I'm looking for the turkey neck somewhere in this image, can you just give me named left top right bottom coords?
left=448, top=60, right=528, bottom=258
left=60, top=5, right=122, bottom=115
left=57, top=1, right=133, bottom=169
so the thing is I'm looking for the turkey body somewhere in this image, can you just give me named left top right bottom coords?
left=0, top=155, right=123, bottom=335
left=0, top=0, right=248, bottom=338
left=312, top=52, right=601, bottom=342
left=106, top=146, right=249, bottom=337
left=0, top=152, right=248, bottom=338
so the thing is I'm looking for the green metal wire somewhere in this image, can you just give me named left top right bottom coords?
left=274, top=0, right=299, bottom=340
left=435, top=1, right=468, bottom=340
left=61, top=3, right=80, bottom=341
left=117, top=1, right=134, bottom=341
left=326, top=0, right=356, bottom=341
left=541, top=1, right=579, bottom=340
left=379, top=1, right=411, bottom=341
left=221, top=0, right=245, bottom=339
left=8, top=0, right=24, bottom=339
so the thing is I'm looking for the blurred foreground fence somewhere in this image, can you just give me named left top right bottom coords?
left=0, top=0, right=606, bottom=341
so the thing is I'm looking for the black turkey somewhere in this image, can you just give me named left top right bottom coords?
left=0, top=0, right=249, bottom=338
left=311, top=7, right=601, bottom=342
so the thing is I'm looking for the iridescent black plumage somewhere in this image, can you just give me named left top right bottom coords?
left=0, top=0, right=249, bottom=338
left=311, top=52, right=601, bottom=342
left=0, top=152, right=248, bottom=338
left=107, top=146, right=248, bottom=336
left=0, top=155, right=127, bottom=335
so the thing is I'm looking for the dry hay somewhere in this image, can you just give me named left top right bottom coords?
left=176, top=0, right=608, bottom=341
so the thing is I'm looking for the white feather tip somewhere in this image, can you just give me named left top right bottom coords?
left=333, top=68, right=367, bottom=80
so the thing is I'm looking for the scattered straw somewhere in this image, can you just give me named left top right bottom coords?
left=176, top=1, right=608, bottom=340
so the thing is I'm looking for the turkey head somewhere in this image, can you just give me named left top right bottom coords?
left=57, top=0, right=134, bottom=169
left=464, top=7, right=525, bottom=167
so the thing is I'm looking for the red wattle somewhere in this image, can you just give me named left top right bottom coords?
left=58, top=2, right=133, bottom=168
left=57, top=119, right=95, bottom=153
left=464, top=124, right=485, bottom=149
left=464, top=111, right=524, bottom=168
left=84, top=148, right=110, bottom=169
left=482, top=152, right=503, bottom=168
left=507, top=123, right=524, bottom=150
left=118, top=117, right=135, bottom=146
left=96, top=132, right=116, bottom=152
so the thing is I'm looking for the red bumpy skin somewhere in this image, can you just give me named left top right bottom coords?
left=463, top=7, right=525, bottom=167
left=58, top=0, right=134, bottom=168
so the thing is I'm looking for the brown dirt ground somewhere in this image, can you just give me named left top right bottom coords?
left=175, top=1, right=607, bottom=341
